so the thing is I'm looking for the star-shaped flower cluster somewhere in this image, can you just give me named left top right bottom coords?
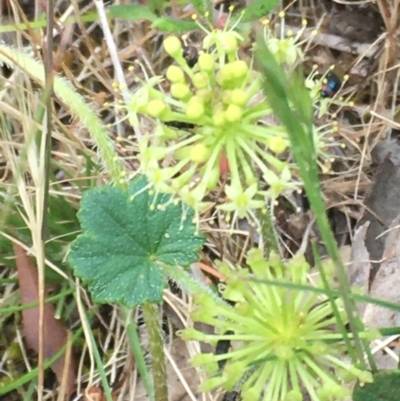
left=180, top=248, right=373, bottom=401
left=126, top=12, right=338, bottom=226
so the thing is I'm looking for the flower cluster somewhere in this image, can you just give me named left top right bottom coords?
left=128, top=14, right=337, bottom=226
left=180, top=248, right=373, bottom=401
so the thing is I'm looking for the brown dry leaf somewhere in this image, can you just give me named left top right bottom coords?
left=84, top=386, right=107, bottom=401
left=13, top=242, right=76, bottom=399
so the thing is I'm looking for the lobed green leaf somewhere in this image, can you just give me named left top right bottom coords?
left=69, top=176, right=204, bottom=307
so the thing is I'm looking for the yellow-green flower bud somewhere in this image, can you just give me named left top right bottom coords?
left=198, top=53, right=215, bottom=72
left=164, top=36, right=182, bottom=57
left=146, top=99, right=167, bottom=118
left=192, top=72, right=209, bottom=89
left=170, top=83, right=191, bottom=99
left=213, top=111, right=226, bottom=126
left=230, top=88, right=248, bottom=106
left=216, top=64, right=235, bottom=86
left=186, top=103, right=205, bottom=120
left=225, top=104, right=242, bottom=122
left=231, top=60, right=249, bottom=79
left=166, top=65, right=185, bottom=83
left=269, top=136, right=288, bottom=154
left=190, top=143, right=210, bottom=163
left=219, top=32, right=238, bottom=53
left=186, top=100, right=205, bottom=119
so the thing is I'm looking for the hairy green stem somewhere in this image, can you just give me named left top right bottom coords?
left=142, top=303, right=168, bottom=401
left=162, top=263, right=226, bottom=305
left=256, top=208, right=279, bottom=258
left=121, top=306, right=154, bottom=400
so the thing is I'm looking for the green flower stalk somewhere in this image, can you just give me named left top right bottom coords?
left=179, top=248, right=373, bottom=401
left=126, top=14, right=338, bottom=227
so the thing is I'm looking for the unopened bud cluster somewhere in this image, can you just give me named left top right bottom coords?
left=128, top=21, right=336, bottom=225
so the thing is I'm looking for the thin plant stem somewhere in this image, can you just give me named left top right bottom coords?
left=83, top=313, right=114, bottom=401
left=121, top=306, right=154, bottom=400
left=142, top=303, right=168, bottom=401
left=162, top=263, right=225, bottom=306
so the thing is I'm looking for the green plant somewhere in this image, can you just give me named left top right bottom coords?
left=180, top=248, right=373, bottom=401
left=68, top=175, right=208, bottom=401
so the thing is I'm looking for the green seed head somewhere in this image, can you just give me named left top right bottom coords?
left=197, top=52, right=215, bottom=72
left=219, top=32, right=239, bottom=53
left=213, top=111, right=226, bottom=127
left=190, top=143, right=210, bottom=163
left=166, top=65, right=185, bottom=83
left=186, top=100, right=205, bottom=119
left=225, top=104, right=242, bottom=122
left=216, top=64, right=235, bottom=87
left=170, top=83, right=191, bottom=99
left=230, top=88, right=248, bottom=106
left=231, top=60, right=249, bottom=79
left=146, top=99, right=167, bottom=118
left=269, top=136, right=288, bottom=154
left=192, top=72, right=209, bottom=89
left=164, top=36, right=182, bottom=57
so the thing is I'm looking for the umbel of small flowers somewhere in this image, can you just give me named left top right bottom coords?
left=129, top=12, right=337, bottom=226
left=179, top=248, right=373, bottom=401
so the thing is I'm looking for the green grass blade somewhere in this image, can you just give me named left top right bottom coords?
left=255, top=39, right=366, bottom=365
